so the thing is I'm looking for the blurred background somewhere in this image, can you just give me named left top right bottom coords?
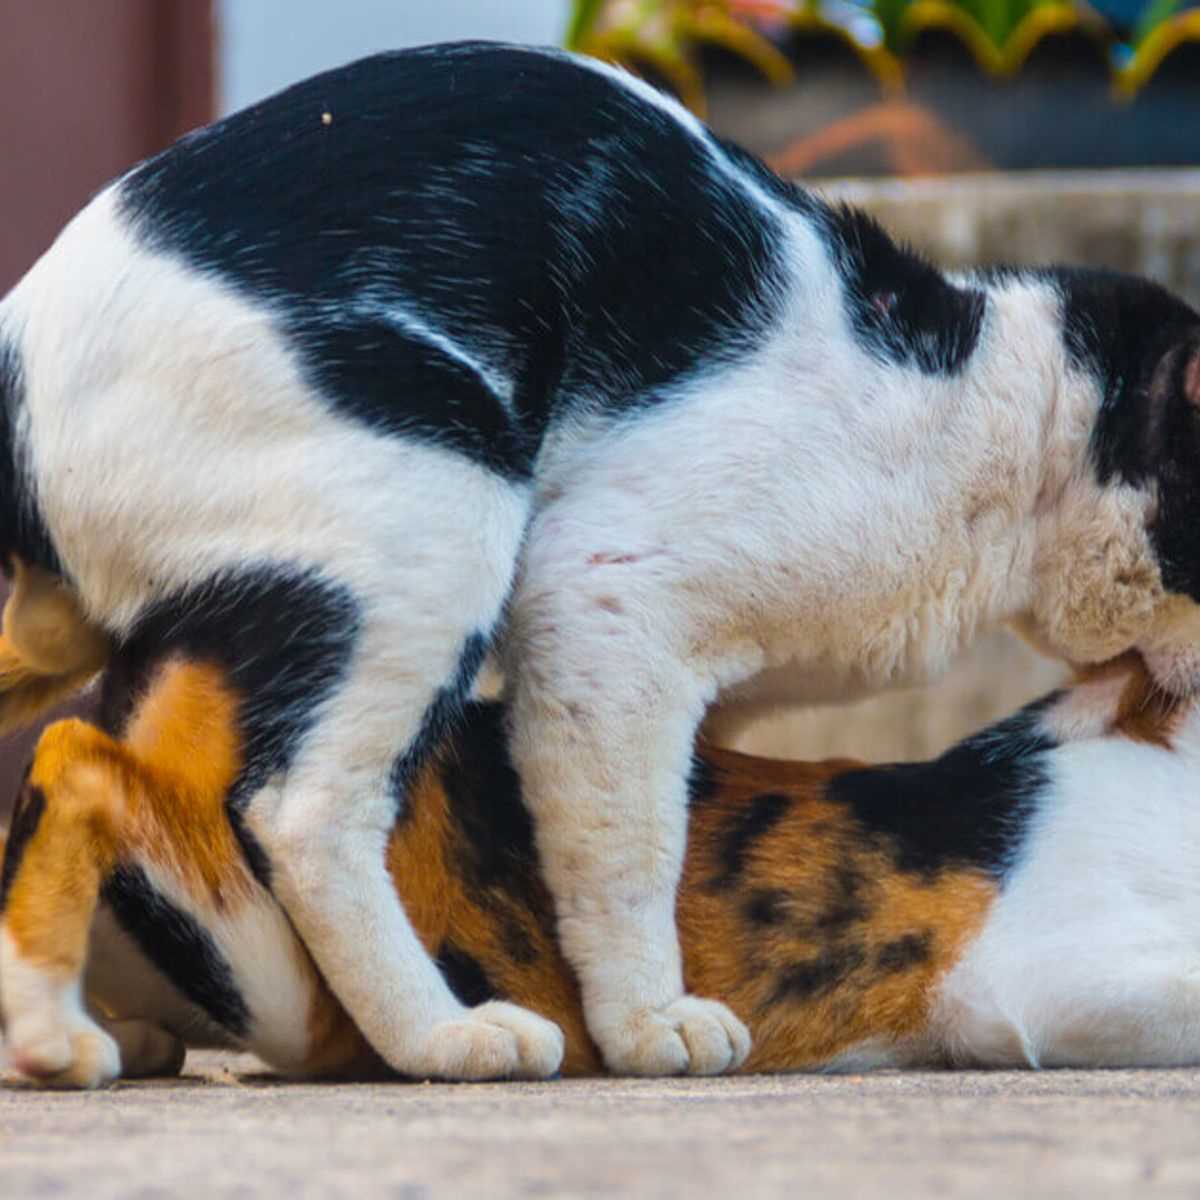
left=0, top=0, right=1197, bottom=798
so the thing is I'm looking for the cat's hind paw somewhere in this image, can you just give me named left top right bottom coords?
left=106, top=1019, right=186, bottom=1079
left=8, top=1021, right=121, bottom=1090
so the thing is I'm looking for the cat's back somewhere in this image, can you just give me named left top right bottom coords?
left=105, top=43, right=791, bottom=415
left=118, top=42, right=722, bottom=271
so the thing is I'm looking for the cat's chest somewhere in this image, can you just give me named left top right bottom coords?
left=720, top=522, right=1031, bottom=709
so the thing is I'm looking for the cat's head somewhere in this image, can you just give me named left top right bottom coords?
left=1028, top=268, right=1200, bottom=693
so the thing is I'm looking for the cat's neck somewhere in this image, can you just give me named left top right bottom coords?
left=976, top=270, right=1164, bottom=665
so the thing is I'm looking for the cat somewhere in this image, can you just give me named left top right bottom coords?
left=2, top=42, right=1200, bottom=1078
left=3, top=638, right=1198, bottom=1087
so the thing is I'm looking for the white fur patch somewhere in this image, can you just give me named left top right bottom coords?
left=933, top=716, right=1200, bottom=1068
left=0, top=928, right=120, bottom=1087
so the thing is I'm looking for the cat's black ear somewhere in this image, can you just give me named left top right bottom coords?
left=1185, top=343, right=1200, bottom=410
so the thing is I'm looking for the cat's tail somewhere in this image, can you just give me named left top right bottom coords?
left=0, top=559, right=109, bottom=736
left=0, top=646, right=101, bottom=735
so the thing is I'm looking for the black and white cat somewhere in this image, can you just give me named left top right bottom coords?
left=2, top=41, right=1199, bottom=1078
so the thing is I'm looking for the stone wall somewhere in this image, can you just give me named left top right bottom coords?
left=823, top=171, right=1200, bottom=305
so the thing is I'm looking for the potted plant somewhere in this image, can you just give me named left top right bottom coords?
left=566, top=0, right=1200, bottom=172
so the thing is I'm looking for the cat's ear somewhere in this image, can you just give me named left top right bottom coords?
left=1185, top=342, right=1200, bottom=410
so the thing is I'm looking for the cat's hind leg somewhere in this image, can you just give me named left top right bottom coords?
left=0, top=664, right=359, bottom=1087
left=0, top=720, right=128, bottom=1088
left=0, top=718, right=194, bottom=1087
left=102, top=1018, right=186, bottom=1079
left=238, top=467, right=563, bottom=1081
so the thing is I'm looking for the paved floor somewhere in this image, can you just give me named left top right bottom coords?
left=4, top=1053, right=1200, bottom=1198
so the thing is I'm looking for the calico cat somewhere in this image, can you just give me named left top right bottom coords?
left=3, top=643, right=1198, bottom=1087
left=2, top=42, right=1200, bottom=1078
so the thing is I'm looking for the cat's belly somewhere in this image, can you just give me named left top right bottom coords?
left=709, top=643, right=950, bottom=734
left=728, top=657, right=903, bottom=706
left=706, top=666, right=871, bottom=744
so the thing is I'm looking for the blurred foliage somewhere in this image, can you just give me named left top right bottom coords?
left=566, top=0, right=1200, bottom=110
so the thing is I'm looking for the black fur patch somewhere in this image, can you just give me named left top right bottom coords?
left=102, top=864, right=250, bottom=1036
left=437, top=702, right=545, bottom=919
left=0, top=339, right=60, bottom=575
left=819, top=205, right=986, bottom=375
left=118, top=43, right=787, bottom=469
left=743, top=888, right=789, bottom=927
left=708, top=792, right=791, bottom=891
left=1053, top=267, right=1200, bottom=484
left=770, top=943, right=867, bottom=1005
left=808, top=863, right=867, bottom=935
left=0, top=779, right=45, bottom=913
left=99, top=565, right=360, bottom=892
left=685, top=754, right=722, bottom=808
left=1041, top=267, right=1200, bottom=601
left=1148, top=353, right=1200, bottom=603
left=436, top=942, right=499, bottom=1007
left=827, top=696, right=1057, bottom=880
left=227, top=808, right=274, bottom=892
left=285, top=314, right=536, bottom=477
left=431, top=704, right=553, bottom=974
left=101, top=564, right=358, bottom=788
left=875, top=930, right=933, bottom=974
left=499, top=916, right=540, bottom=967
left=390, top=632, right=489, bottom=809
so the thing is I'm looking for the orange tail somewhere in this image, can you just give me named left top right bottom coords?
left=0, top=642, right=99, bottom=735
left=0, top=559, right=109, bottom=735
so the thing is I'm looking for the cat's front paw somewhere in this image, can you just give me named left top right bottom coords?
left=598, top=996, right=751, bottom=1076
left=410, top=1001, right=564, bottom=1081
left=7, top=1022, right=121, bottom=1090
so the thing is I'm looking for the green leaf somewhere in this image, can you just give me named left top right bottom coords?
left=1131, top=0, right=1180, bottom=46
left=873, top=0, right=914, bottom=51
left=566, top=0, right=610, bottom=47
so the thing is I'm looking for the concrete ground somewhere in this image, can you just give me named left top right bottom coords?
left=4, top=1053, right=1200, bottom=1198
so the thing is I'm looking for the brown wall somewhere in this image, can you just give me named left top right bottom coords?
left=0, top=1, right=215, bottom=814
left=0, top=0, right=214, bottom=290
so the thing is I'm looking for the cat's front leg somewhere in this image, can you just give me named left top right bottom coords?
left=507, top=517, right=754, bottom=1076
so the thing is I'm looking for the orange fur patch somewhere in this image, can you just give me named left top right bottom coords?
left=1074, top=653, right=1184, bottom=748
left=3, top=661, right=249, bottom=971
left=2, top=752, right=122, bottom=977
left=675, top=747, right=995, bottom=1071
left=384, top=762, right=599, bottom=1074
left=119, top=659, right=253, bottom=903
